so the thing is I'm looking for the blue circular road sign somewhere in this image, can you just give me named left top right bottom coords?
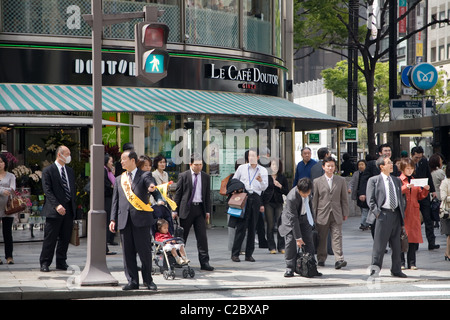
left=409, top=63, right=438, bottom=91
left=401, top=65, right=412, bottom=87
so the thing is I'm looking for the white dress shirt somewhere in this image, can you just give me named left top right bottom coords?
left=233, top=163, right=268, bottom=196
left=325, top=175, right=333, bottom=190
left=381, top=172, right=398, bottom=210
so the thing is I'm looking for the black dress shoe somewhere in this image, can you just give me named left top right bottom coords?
left=318, top=261, right=325, bottom=267
left=245, top=256, right=255, bottom=262
left=335, top=260, right=347, bottom=269
left=122, top=282, right=139, bottom=291
left=428, top=244, right=440, bottom=250
left=147, top=281, right=157, bottom=291
left=284, top=270, right=294, bottom=277
left=40, top=265, right=50, bottom=272
left=56, top=263, right=69, bottom=271
left=109, top=241, right=119, bottom=246
left=231, top=256, right=240, bottom=262
left=106, top=251, right=117, bottom=255
left=391, top=271, right=407, bottom=278
left=200, top=263, right=215, bottom=271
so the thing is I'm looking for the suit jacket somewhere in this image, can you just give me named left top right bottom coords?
left=278, top=187, right=313, bottom=239
left=174, top=170, right=211, bottom=219
left=310, top=160, right=324, bottom=182
left=414, top=157, right=436, bottom=193
left=111, top=169, right=162, bottom=230
left=365, top=174, right=406, bottom=224
left=41, top=163, right=77, bottom=219
left=312, top=174, right=349, bottom=225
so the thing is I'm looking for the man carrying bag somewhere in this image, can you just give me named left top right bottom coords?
left=279, top=177, right=321, bottom=278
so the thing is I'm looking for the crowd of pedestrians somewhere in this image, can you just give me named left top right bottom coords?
left=0, top=142, right=449, bottom=290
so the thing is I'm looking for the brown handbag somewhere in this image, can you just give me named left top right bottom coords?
left=228, top=192, right=248, bottom=209
left=5, top=195, right=27, bottom=215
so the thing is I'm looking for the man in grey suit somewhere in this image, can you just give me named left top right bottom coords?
left=312, top=156, right=349, bottom=269
left=279, top=178, right=321, bottom=277
left=366, top=156, right=407, bottom=278
left=109, top=150, right=164, bottom=291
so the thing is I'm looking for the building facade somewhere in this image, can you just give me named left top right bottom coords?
left=0, top=0, right=348, bottom=224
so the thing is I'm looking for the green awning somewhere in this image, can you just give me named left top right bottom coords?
left=0, top=83, right=349, bottom=129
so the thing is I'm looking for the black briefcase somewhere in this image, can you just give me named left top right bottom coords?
left=295, top=246, right=320, bottom=278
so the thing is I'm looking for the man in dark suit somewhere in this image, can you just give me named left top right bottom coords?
left=411, top=146, right=439, bottom=250
left=366, top=156, right=407, bottom=278
left=39, top=145, right=77, bottom=272
left=173, top=153, right=214, bottom=271
left=279, top=178, right=321, bottom=278
left=109, top=150, right=164, bottom=291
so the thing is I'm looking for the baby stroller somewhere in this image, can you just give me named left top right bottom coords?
left=151, top=205, right=195, bottom=280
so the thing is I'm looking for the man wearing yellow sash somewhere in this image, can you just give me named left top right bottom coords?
left=109, top=150, right=164, bottom=291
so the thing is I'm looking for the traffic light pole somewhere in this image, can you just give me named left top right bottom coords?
left=79, top=0, right=117, bottom=286
left=80, top=3, right=161, bottom=286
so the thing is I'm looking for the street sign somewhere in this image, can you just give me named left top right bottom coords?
left=390, top=99, right=433, bottom=120
left=408, top=63, right=438, bottom=91
left=343, top=128, right=358, bottom=143
left=307, top=133, right=320, bottom=144
left=401, top=65, right=412, bottom=87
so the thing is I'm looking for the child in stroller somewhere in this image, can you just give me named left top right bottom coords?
left=155, top=219, right=190, bottom=265
left=152, top=205, right=195, bottom=279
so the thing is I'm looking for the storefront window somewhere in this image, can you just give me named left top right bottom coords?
left=144, top=114, right=183, bottom=182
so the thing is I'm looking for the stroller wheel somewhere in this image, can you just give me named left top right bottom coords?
left=189, top=267, right=195, bottom=278
left=182, top=269, right=189, bottom=278
left=164, top=270, right=176, bottom=280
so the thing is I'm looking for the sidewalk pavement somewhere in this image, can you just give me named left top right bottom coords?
left=0, top=216, right=449, bottom=300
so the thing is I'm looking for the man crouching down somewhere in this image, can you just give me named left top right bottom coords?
left=279, top=178, right=321, bottom=277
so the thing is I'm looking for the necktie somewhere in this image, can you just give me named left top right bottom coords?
left=128, top=171, right=133, bottom=185
left=304, top=197, right=314, bottom=226
left=61, top=167, right=71, bottom=202
left=388, top=177, right=396, bottom=210
left=187, top=173, right=199, bottom=206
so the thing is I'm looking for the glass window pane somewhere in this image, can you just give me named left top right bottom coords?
left=185, top=0, right=239, bottom=48
left=243, top=0, right=272, bottom=55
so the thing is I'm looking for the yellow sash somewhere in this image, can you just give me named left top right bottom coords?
left=156, top=181, right=177, bottom=211
left=120, top=172, right=153, bottom=212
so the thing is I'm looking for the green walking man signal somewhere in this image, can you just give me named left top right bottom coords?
left=135, top=22, right=170, bottom=84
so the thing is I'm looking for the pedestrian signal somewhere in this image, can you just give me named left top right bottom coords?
left=135, top=22, right=169, bottom=84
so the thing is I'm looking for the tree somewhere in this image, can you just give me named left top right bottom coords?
left=293, top=0, right=450, bottom=155
left=321, top=58, right=392, bottom=122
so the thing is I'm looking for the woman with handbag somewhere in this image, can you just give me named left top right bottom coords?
left=399, top=158, right=430, bottom=270
left=439, top=164, right=450, bottom=261
left=0, top=154, right=17, bottom=265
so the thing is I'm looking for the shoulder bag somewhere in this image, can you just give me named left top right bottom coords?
left=5, top=194, right=27, bottom=215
